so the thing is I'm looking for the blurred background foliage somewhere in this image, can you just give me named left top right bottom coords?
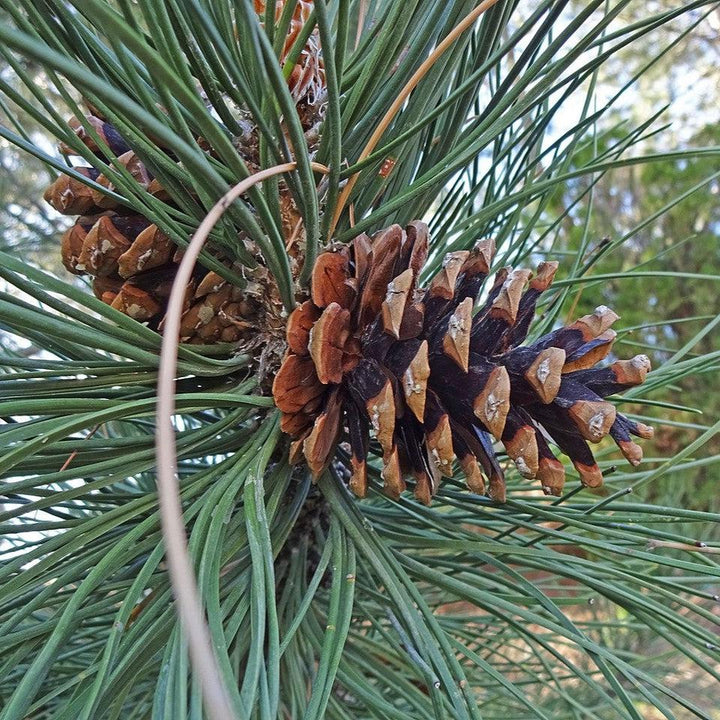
left=540, top=12, right=720, bottom=524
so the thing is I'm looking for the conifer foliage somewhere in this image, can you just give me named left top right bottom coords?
left=0, top=2, right=719, bottom=719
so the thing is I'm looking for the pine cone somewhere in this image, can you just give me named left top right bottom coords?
left=46, top=170, right=256, bottom=343
left=272, top=222, right=654, bottom=504
left=44, top=2, right=325, bottom=345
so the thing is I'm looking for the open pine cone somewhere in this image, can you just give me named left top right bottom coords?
left=272, top=222, right=654, bottom=504
left=44, top=0, right=324, bottom=344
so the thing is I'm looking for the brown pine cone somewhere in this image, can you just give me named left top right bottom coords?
left=46, top=132, right=279, bottom=344
left=44, top=3, right=325, bottom=346
left=273, top=222, right=653, bottom=504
